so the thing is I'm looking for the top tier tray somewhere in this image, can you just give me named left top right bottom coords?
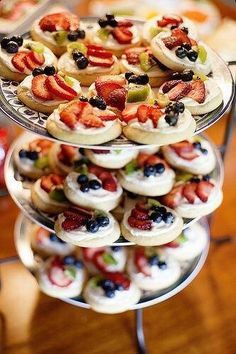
left=0, top=18, right=234, bottom=149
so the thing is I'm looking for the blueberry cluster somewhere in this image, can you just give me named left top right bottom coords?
left=175, top=43, right=198, bottom=62
left=72, top=49, right=89, bottom=69
left=125, top=72, right=149, bottom=85
left=193, top=141, right=208, bottom=155
left=148, top=255, right=167, bottom=269
left=86, top=215, right=110, bottom=233
left=19, top=149, right=38, bottom=160
left=150, top=205, right=174, bottom=225
left=171, top=70, right=194, bottom=82
left=63, top=255, right=83, bottom=269
left=98, top=14, right=118, bottom=28
left=32, top=65, right=56, bottom=77
left=49, top=233, right=66, bottom=243
left=164, top=102, right=185, bottom=126
left=111, top=246, right=121, bottom=252
left=1, top=35, right=23, bottom=53
left=98, top=278, right=123, bottom=298
left=89, top=96, right=107, bottom=110
left=190, top=175, right=210, bottom=183
left=143, top=163, right=165, bottom=177
left=67, top=29, right=86, bottom=41
left=77, top=174, right=102, bottom=193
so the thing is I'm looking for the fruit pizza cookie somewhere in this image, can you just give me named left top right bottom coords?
left=84, top=148, right=138, bottom=169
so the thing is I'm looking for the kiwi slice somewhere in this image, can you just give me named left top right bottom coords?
left=97, top=28, right=110, bottom=41
left=193, top=72, right=208, bottom=81
left=67, top=42, right=87, bottom=55
left=156, top=92, right=170, bottom=108
left=53, top=31, right=68, bottom=45
left=127, top=85, right=150, bottom=103
left=139, top=52, right=152, bottom=72
left=147, top=198, right=161, bottom=208
left=198, top=45, right=207, bottom=63
left=125, top=160, right=138, bottom=174
left=64, top=76, right=74, bottom=87
left=34, top=156, right=49, bottom=169
left=176, top=172, right=193, bottom=182
left=49, top=188, right=67, bottom=202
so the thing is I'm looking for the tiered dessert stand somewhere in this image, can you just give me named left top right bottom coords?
left=0, top=14, right=235, bottom=354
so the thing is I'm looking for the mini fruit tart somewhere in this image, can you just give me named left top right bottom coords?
left=54, top=207, right=120, bottom=247
left=0, top=36, right=57, bottom=81
left=46, top=98, right=122, bottom=145
left=163, top=222, right=208, bottom=262
left=14, top=138, right=54, bottom=179
left=161, top=136, right=216, bottom=175
left=121, top=102, right=196, bottom=145
left=127, top=246, right=181, bottom=291
left=84, top=148, right=138, bottom=169
left=121, top=199, right=184, bottom=246
left=17, top=67, right=82, bottom=114
left=159, top=70, right=223, bottom=115
left=120, top=46, right=171, bottom=87
left=31, top=173, right=69, bottom=214
left=58, top=42, right=120, bottom=86
left=118, top=152, right=175, bottom=196
left=151, top=28, right=211, bottom=74
left=31, top=12, right=87, bottom=56
left=49, top=144, right=85, bottom=175
left=82, top=246, right=127, bottom=275
left=83, top=272, right=141, bottom=313
left=37, top=255, right=86, bottom=298
left=64, top=164, right=122, bottom=211
left=89, top=74, right=155, bottom=112
left=31, top=226, right=75, bottom=257
left=142, top=14, right=198, bottom=45
left=92, top=14, right=142, bottom=57
left=161, top=176, right=223, bottom=219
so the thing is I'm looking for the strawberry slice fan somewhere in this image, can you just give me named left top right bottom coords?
left=1, top=14, right=235, bottom=354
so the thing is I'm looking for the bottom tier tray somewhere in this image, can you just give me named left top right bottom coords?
left=15, top=213, right=210, bottom=311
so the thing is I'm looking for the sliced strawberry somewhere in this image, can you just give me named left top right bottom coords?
left=98, top=110, right=117, bottom=121
left=149, top=106, right=162, bottom=128
left=58, top=145, right=76, bottom=163
left=183, top=182, right=198, bottom=204
left=161, top=80, right=181, bottom=94
left=28, top=51, right=45, bottom=66
left=87, top=46, right=113, bottom=59
left=60, top=101, right=85, bottom=129
left=117, top=20, right=133, bottom=27
left=46, top=76, right=77, bottom=101
left=124, top=47, right=146, bottom=65
left=63, top=210, right=88, bottom=226
left=162, top=36, right=182, bottom=50
left=24, top=54, right=39, bottom=71
left=172, top=28, right=191, bottom=45
left=104, top=272, right=130, bottom=290
left=187, top=80, right=206, bottom=104
left=96, top=75, right=126, bottom=86
left=79, top=113, right=104, bottom=128
left=102, top=176, right=117, bottom=192
left=134, top=248, right=151, bottom=276
left=137, top=153, right=150, bottom=167
left=39, top=12, right=78, bottom=32
left=32, top=75, right=53, bottom=100
left=93, top=250, right=109, bottom=273
left=131, top=208, right=149, bottom=220
left=60, top=112, right=77, bottom=129
left=82, top=247, right=105, bottom=261
left=158, top=15, right=183, bottom=27
left=146, top=154, right=168, bottom=168
left=48, top=263, right=72, bottom=287
left=62, top=218, right=84, bottom=231
left=165, top=240, right=180, bottom=248
left=29, top=139, right=53, bottom=152
left=128, top=216, right=152, bottom=230
left=54, top=74, right=77, bottom=96
left=92, top=149, right=110, bottom=154
left=89, top=55, right=114, bottom=68
left=167, top=82, right=191, bottom=101
left=137, top=104, right=149, bottom=123
left=36, top=227, right=50, bottom=244
left=40, top=175, right=54, bottom=193
left=135, top=201, right=149, bottom=212
left=95, top=80, right=123, bottom=102
left=196, top=180, right=214, bottom=203
left=51, top=174, right=64, bottom=185
left=11, top=51, right=28, bottom=73
left=88, top=165, right=105, bottom=177
left=111, top=27, right=133, bottom=44
left=161, top=184, right=184, bottom=208
left=121, top=105, right=138, bottom=123
left=170, top=141, right=199, bottom=160
left=106, top=88, right=127, bottom=111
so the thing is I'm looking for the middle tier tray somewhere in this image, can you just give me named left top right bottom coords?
left=5, top=132, right=223, bottom=246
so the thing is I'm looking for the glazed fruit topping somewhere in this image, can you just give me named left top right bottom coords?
left=95, top=76, right=127, bottom=111
left=187, top=79, right=206, bottom=103
left=157, top=15, right=183, bottom=28
left=88, top=165, right=118, bottom=192
left=63, top=255, right=83, bottom=269
left=111, top=26, right=133, bottom=44
left=93, top=249, right=118, bottom=273
left=102, top=272, right=131, bottom=293
left=40, top=174, right=65, bottom=193
left=134, top=248, right=151, bottom=276
left=67, top=29, right=86, bottom=41
left=71, top=43, right=114, bottom=69
left=12, top=49, right=45, bottom=73
left=124, top=47, right=147, bottom=65
left=62, top=208, right=92, bottom=231
left=127, top=73, right=149, bottom=85
left=58, top=144, right=77, bottom=166
left=171, top=70, right=194, bottom=82
left=161, top=184, right=184, bottom=208
left=82, top=247, right=105, bottom=261
left=135, top=152, right=167, bottom=176
left=45, top=74, right=77, bottom=100
left=48, top=257, right=73, bottom=287
left=170, top=140, right=199, bottom=160
left=39, top=12, right=79, bottom=32
left=121, top=104, right=163, bottom=128
left=85, top=213, right=110, bottom=233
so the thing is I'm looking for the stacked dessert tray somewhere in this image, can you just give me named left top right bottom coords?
left=0, top=10, right=235, bottom=354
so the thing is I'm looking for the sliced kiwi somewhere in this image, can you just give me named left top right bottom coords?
left=176, top=172, right=193, bottom=182
left=139, top=52, right=152, bottom=72
left=64, top=76, right=74, bottom=87
left=125, top=160, right=138, bottom=174
left=53, top=30, right=68, bottom=45
left=97, top=28, right=110, bottom=41
left=103, top=253, right=118, bottom=265
left=193, top=72, right=208, bottom=81
left=147, top=198, right=161, bottom=208
left=67, top=42, right=87, bottom=55
left=198, top=45, right=207, bottom=63
left=49, top=188, right=67, bottom=202
left=64, top=266, right=76, bottom=279
left=34, top=156, right=49, bottom=169
left=149, top=26, right=160, bottom=38
left=127, top=85, right=150, bottom=103
left=155, top=92, right=170, bottom=108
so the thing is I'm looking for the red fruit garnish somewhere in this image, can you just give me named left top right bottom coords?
left=29, top=139, right=53, bottom=154
left=146, top=154, right=168, bottom=168
left=161, top=80, right=181, bottom=94
left=149, top=106, right=162, bottom=128
left=172, top=28, right=191, bottom=45
left=54, top=74, right=77, bottom=96
left=11, top=51, right=28, bottom=72
left=48, top=262, right=72, bottom=287
left=61, top=217, right=84, bottom=231
left=28, top=51, right=45, bottom=66
left=39, top=12, right=78, bottom=32
left=128, top=216, right=152, bottom=230
left=88, top=164, right=105, bottom=176
left=170, top=141, right=198, bottom=160
left=91, top=149, right=110, bottom=154
left=98, top=111, right=117, bottom=121
left=134, top=247, right=151, bottom=276
left=161, top=184, right=184, bottom=208
left=40, top=174, right=64, bottom=193
left=167, top=82, right=192, bottom=101
left=46, top=75, right=77, bottom=101
left=137, top=153, right=150, bottom=167
left=79, top=112, right=104, bottom=128
left=183, top=182, right=198, bottom=204
left=95, top=80, right=123, bottom=102
left=162, top=36, right=182, bottom=50
left=111, top=27, right=133, bottom=44
left=60, top=101, right=86, bottom=129
left=102, top=176, right=117, bottom=192
left=187, top=80, right=206, bottom=104
left=137, top=104, right=149, bottom=123
left=196, top=180, right=214, bottom=202
left=24, top=54, right=39, bottom=71
left=89, top=56, right=114, bottom=68
left=104, top=272, right=131, bottom=290
left=131, top=208, right=149, bottom=220
left=87, top=46, right=113, bottom=59
left=165, top=240, right=180, bottom=248
left=117, top=20, right=133, bottom=27
left=93, top=250, right=109, bottom=273
left=157, top=15, right=183, bottom=28
left=121, top=105, right=138, bottom=123
left=35, top=227, right=50, bottom=244
left=32, top=74, right=53, bottom=100
left=58, top=144, right=76, bottom=163
left=107, top=88, right=127, bottom=111
left=82, top=247, right=105, bottom=261
left=124, top=47, right=147, bottom=65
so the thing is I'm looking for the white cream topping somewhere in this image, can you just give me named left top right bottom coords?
left=33, top=179, right=68, bottom=208
left=120, top=56, right=169, bottom=78
left=89, top=149, right=137, bottom=163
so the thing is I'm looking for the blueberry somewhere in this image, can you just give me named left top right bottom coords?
left=72, top=50, right=84, bottom=61
left=80, top=183, right=90, bottom=192
left=76, top=56, right=89, bottom=69
left=165, top=112, right=178, bottom=126
left=89, top=179, right=102, bottom=190
left=190, top=177, right=200, bottom=183
left=77, top=174, right=88, bottom=184
left=67, top=31, right=79, bottom=41
left=201, top=148, right=208, bottom=155
left=158, top=260, right=167, bottom=269
left=175, top=47, right=187, bottom=59
left=19, top=149, right=27, bottom=158
left=32, top=68, right=44, bottom=76
left=155, top=206, right=167, bottom=215
left=182, top=27, right=189, bottom=34
left=128, top=74, right=138, bottom=84
left=150, top=211, right=162, bottom=223
left=10, top=35, right=23, bottom=46
left=182, top=42, right=191, bottom=51
left=6, top=41, right=18, bottom=53
left=105, top=289, right=115, bottom=298
left=100, top=279, right=115, bottom=290
left=182, top=70, right=194, bottom=82
left=125, top=72, right=134, bottom=80
left=193, top=141, right=201, bottom=149
left=27, top=151, right=39, bottom=160
left=63, top=255, right=76, bottom=265
left=49, top=233, right=59, bottom=242
left=172, top=102, right=185, bottom=113
left=165, top=105, right=174, bottom=114
left=115, top=283, right=124, bottom=291
left=89, top=96, right=107, bottom=110
left=1, top=37, right=10, bottom=49
left=148, top=255, right=159, bottom=266
left=136, top=74, right=149, bottom=85
left=187, top=50, right=198, bottom=62
left=171, top=72, right=182, bottom=80
left=44, top=65, right=56, bottom=76
left=106, top=14, right=115, bottom=21
left=111, top=246, right=121, bottom=252
left=154, top=163, right=165, bottom=174
left=163, top=212, right=174, bottom=224
left=98, top=18, right=108, bottom=28
left=203, top=175, right=210, bottom=181
left=86, top=219, right=99, bottom=233
left=79, top=96, right=88, bottom=102
left=96, top=215, right=109, bottom=227
left=74, top=260, right=83, bottom=269
left=144, top=165, right=156, bottom=177
left=108, top=18, right=118, bottom=27
left=77, top=30, right=86, bottom=39
left=170, top=25, right=178, bottom=30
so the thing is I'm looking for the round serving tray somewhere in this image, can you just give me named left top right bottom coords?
left=14, top=213, right=210, bottom=310
left=6, top=131, right=223, bottom=246
left=0, top=17, right=234, bottom=150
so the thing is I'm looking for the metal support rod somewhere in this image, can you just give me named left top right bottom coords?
left=135, top=309, right=148, bottom=354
